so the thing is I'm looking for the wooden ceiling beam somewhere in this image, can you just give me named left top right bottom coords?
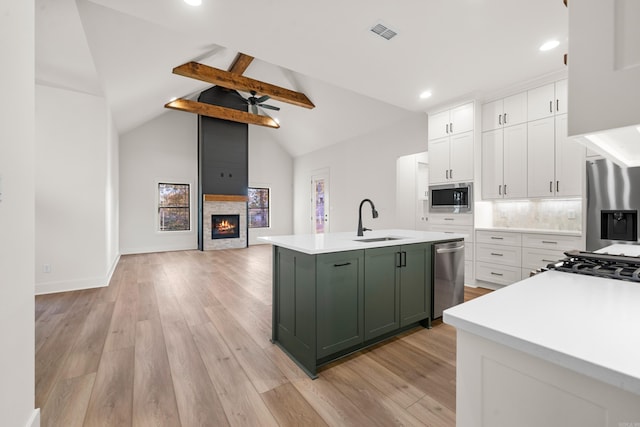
left=228, top=53, right=254, bottom=75
left=165, top=98, right=280, bottom=128
left=173, top=61, right=315, bottom=109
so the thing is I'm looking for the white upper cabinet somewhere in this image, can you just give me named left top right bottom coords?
left=527, top=117, right=556, bottom=197
left=429, top=102, right=474, bottom=140
left=527, top=114, right=585, bottom=198
left=502, top=124, right=528, bottom=199
left=428, top=132, right=474, bottom=184
left=527, top=80, right=567, bottom=121
left=481, top=123, right=527, bottom=200
left=428, top=102, right=475, bottom=184
left=554, top=114, right=585, bottom=197
left=481, top=92, right=527, bottom=132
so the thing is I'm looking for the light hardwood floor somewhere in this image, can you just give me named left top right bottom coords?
left=35, top=245, right=492, bottom=427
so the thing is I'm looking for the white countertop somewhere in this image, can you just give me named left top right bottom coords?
left=258, top=229, right=466, bottom=254
left=444, top=245, right=640, bottom=396
left=475, top=227, right=582, bottom=237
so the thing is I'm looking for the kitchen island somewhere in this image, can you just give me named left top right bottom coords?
left=444, top=245, right=640, bottom=427
left=259, top=229, right=465, bottom=378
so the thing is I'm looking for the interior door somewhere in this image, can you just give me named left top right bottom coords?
left=311, top=172, right=330, bottom=233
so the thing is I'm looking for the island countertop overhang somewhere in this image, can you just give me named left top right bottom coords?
left=444, top=269, right=640, bottom=396
left=258, top=229, right=466, bottom=254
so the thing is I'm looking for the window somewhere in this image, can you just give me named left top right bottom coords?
left=248, top=187, right=270, bottom=228
left=158, top=183, right=190, bottom=231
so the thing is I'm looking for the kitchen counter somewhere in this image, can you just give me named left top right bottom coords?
left=258, top=229, right=466, bottom=254
left=444, top=244, right=640, bottom=426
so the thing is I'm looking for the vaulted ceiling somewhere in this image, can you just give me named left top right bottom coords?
left=35, top=0, right=567, bottom=157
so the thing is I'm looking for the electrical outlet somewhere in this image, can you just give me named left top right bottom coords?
left=43, top=264, right=51, bottom=273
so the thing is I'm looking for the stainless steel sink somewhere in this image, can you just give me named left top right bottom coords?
left=354, top=236, right=404, bottom=243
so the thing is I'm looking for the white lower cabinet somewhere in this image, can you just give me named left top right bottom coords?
left=476, top=230, right=583, bottom=286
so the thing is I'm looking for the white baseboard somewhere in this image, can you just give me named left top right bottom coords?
left=120, top=244, right=198, bottom=255
left=35, top=253, right=121, bottom=295
left=26, top=409, right=40, bottom=427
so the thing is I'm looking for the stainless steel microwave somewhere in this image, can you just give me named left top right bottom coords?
left=429, top=182, right=473, bottom=213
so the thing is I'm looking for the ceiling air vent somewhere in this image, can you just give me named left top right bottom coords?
left=370, top=23, right=398, bottom=41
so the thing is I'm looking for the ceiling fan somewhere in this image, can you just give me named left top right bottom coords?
left=243, top=90, right=280, bottom=115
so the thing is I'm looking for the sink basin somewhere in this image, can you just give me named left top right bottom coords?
left=354, top=236, right=404, bottom=243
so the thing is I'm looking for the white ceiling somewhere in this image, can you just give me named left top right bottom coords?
left=35, top=0, right=568, bottom=157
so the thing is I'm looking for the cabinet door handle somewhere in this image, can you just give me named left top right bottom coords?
left=549, top=101, right=553, bottom=113
left=449, top=169, right=453, bottom=179
left=542, top=241, right=558, bottom=244
left=549, top=181, right=553, bottom=192
left=498, top=185, right=502, bottom=195
left=504, top=184, right=507, bottom=195
left=334, top=262, right=352, bottom=267
left=491, top=272, right=504, bottom=276
left=542, top=259, right=557, bottom=263
left=556, top=99, right=559, bottom=111
left=490, top=236, right=504, bottom=240
left=498, top=114, right=502, bottom=125
left=446, top=170, right=449, bottom=179
left=446, top=123, right=449, bottom=134
left=401, top=251, right=407, bottom=267
left=396, top=252, right=402, bottom=268
left=503, top=113, right=507, bottom=124
left=444, top=217, right=454, bottom=221
left=490, top=252, right=504, bottom=256
left=556, top=180, right=559, bottom=192
left=450, top=122, right=453, bottom=133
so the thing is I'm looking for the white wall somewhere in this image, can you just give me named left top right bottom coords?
left=119, top=111, right=198, bottom=254
left=293, top=114, right=428, bottom=234
left=0, top=1, right=38, bottom=425
left=248, top=126, right=293, bottom=243
left=35, top=84, right=119, bottom=294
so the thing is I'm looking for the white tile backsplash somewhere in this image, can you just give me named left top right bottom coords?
left=491, top=199, right=582, bottom=231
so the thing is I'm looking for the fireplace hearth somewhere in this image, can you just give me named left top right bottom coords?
left=212, top=214, right=240, bottom=239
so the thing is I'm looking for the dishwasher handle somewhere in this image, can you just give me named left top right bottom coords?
left=435, top=245, right=464, bottom=254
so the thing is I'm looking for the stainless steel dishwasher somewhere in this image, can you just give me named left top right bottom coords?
left=433, top=240, right=465, bottom=319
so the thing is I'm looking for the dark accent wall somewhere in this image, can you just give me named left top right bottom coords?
left=197, top=86, right=249, bottom=250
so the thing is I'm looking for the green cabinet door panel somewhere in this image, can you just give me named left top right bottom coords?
left=364, top=246, right=400, bottom=340
left=274, top=247, right=317, bottom=372
left=316, top=250, right=365, bottom=359
left=400, top=243, right=432, bottom=326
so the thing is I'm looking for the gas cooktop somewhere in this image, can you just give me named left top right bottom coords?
left=546, top=250, right=640, bottom=282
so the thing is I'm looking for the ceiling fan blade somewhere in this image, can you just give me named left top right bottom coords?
left=260, top=104, right=280, bottom=111
left=256, top=95, right=270, bottom=103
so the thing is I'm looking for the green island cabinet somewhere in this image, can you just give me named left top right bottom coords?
left=272, top=242, right=436, bottom=378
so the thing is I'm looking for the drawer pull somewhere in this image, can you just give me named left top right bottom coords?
left=542, top=259, right=556, bottom=262
left=334, top=262, right=352, bottom=267
left=490, top=252, right=504, bottom=256
left=541, top=241, right=557, bottom=244
left=490, top=236, right=504, bottom=240
left=444, top=218, right=454, bottom=221
left=490, top=272, right=504, bottom=276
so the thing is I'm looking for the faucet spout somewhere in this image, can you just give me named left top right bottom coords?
left=357, top=198, right=379, bottom=236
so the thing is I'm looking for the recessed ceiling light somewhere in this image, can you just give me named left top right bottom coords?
left=539, top=40, right=560, bottom=51
left=184, top=0, right=202, bottom=6
left=419, top=90, right=432, bottom=99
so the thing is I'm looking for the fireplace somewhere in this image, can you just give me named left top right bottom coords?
left=212, top=214, right=240, bottom=239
